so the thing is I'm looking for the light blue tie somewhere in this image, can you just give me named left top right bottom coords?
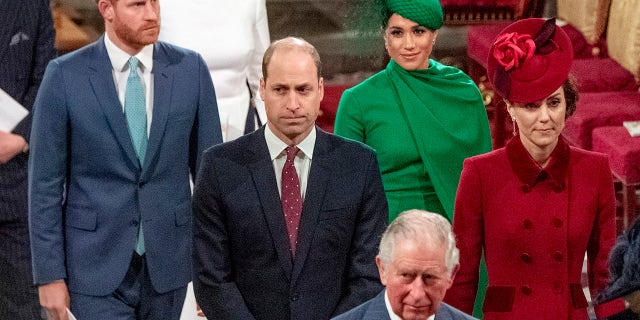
left=125, top=57, right=147, bottom=255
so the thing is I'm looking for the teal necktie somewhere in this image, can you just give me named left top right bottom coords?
left=125, top=57, right=147, bottom=255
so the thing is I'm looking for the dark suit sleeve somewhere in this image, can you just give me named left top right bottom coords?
left=334, top=151, right=388, bottom=315
left=189, top=54, right=222, bottom=178
left=14, top=0, right=56, bottom=140
left=192, top=150, right=256, bottom=320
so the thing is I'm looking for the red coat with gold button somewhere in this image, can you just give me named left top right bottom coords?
left=445, top=137, right=616, bottom=320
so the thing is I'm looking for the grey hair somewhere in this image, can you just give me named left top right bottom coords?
left=378, top=210, right=459, bottom=273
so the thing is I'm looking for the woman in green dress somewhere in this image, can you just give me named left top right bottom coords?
left=334, top=0, right=492, bottom=223
left=334, top=1, right=492, bottom=317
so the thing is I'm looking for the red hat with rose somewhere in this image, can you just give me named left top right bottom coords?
left=487, top=18, right=573, bottom=103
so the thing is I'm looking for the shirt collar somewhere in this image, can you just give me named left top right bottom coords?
left=104, top=33, right=154, bottom=73
left=506, top=136, right=570, bottom=193
left=384, top=290, right=435, bottom=320
left=265, top=125, right=316, bottom=160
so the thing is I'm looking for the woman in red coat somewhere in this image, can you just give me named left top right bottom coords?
left=445, top=18, right=617, bottom=319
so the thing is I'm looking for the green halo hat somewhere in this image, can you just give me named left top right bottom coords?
left=386, top=0, right=444, bottom=30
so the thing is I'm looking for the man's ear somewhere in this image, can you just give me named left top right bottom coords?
left=376, top=256, right=387, bottom=286
left=447, top=264, right=460, bottom=289
left=318, top=77, right=324, bottom=101
left=97, top=0, right=114, bottom=21
left=259, top=77, right=266, bottom=101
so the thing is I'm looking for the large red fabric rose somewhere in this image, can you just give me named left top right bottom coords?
left=492, top=32, right=536, bottom=71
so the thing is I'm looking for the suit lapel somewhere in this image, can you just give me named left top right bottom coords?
left=434, top=302, right=454, bottom=320
left=89, top=37, right=140, bottom=170
left=141, top=44, right=173, bottom=177
left=248, top=130, right=293, bottom=280
left=0, top=1, right=19, bottom=61
left=291, top=128, right=331, bottom=283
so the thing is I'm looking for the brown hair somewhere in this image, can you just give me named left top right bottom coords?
left=261, top=37, right=322, bottom=80
left=563, top=76, right=579, bottom=118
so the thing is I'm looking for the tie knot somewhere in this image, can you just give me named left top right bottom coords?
left=128, top=57, right=139, bottom=73
left=285, top=146, right=299, bottom=162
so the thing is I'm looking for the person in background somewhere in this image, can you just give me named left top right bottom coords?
left=445, top=18, right=616, bottom=320
left=159, top=0, right=270, bottom=141
left=333, top=209, right=476, bottom=320
left=192, top=37, right=388, bottom=320
left=334, top=0, right=491, bottom=223
left=0, top=0, right=56, bottom=318
left=593, top=216, right=640, bottom=320
left=28, top=0, right=222, bottom=319
left=334, top=0, right=492, bottom=316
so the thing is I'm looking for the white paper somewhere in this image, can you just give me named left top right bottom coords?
left=623, top=121, right=640, bottom=137
left=0, top=88, right=29, bottom=132
left=66, top=308, right=77, bottom=320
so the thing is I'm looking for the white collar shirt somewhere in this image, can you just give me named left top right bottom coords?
left=265, top=125, right=315, bottom=200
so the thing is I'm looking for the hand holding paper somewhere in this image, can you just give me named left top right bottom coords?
left=0, top=88, right=29, bottom=132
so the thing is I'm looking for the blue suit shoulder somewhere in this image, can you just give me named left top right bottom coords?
left=437, top=302, right=478, bottom=320
left=154, top=40, right=203, bottom=62
left=332, top=291, right=477, bottom=320
left=331, top=291, right=388, bottom=320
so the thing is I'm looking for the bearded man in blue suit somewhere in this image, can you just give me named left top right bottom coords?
left=332, top=210, right=476, bottom=320
left=28, top=0, right=221, bottom=319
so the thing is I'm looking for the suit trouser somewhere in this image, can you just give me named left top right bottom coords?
left=0, top=217, right=43, bottom=320
left=0, top=165, right=44, bottom=320
left=69, top=252, right=187, bottom=320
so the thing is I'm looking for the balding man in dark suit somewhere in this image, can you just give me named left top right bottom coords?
left=193, top=37, right=388, bottom=320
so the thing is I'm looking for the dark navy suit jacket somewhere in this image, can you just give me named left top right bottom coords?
left=192, top=127, right=388, bottom=319
left=28, top=36, right=222, bottom=296
left=0, top=0, right=55, bottom=220
left=332, top=291, right=478, bottom=320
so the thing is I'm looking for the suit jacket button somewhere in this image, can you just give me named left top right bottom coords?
left=523, top=219, right=533, bottom=230
left=290, top=294, right=299, bottom=301
left=520, top=252, right=532, bottom=264
left=138, top=181, right=144, bottom=188
left=521, top=285, right=532, bottom=295
left=552, top=251, right=564, bottom=262
left=553, top=282, right=563, bottom=294
left=131, top=220, right=138, bottom=227
left=552, top=218, right=563, bottom=228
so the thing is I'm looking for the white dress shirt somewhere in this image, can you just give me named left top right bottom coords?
left=264, top=125, right=315, bottom=200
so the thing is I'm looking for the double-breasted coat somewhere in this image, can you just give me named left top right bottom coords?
left=445, top=137, right=616, bottom=320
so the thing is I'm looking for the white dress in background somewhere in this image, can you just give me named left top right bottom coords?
left=160, top=0, right=270, bottom=141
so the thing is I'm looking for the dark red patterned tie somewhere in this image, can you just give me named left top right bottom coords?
left=281, top=146, right=302, bottom=256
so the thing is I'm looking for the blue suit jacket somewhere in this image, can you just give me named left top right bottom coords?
left=28, top=37, right=222, bottom=296
left=0, top=0, right=55, bottom=220
left=332, top=291, right=478, bottom=320
left=192, top=127, right=388, bottom=319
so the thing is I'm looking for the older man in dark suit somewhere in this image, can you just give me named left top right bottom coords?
left=28, top=0, right=221, bottom=319
left=0, top=0, right=55, bottom=318
left=192, top=37, right=388, bottom=320
left=332, top=210, right=476, bottom=320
